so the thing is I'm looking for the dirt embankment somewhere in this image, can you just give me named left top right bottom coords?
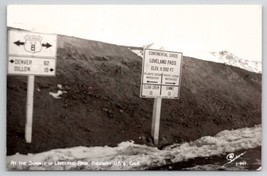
left=7, top=35, right=261, bottom=155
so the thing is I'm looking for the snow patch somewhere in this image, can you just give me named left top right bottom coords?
left=49, top=84, right=67, bottom=99
left=49, top=90, right=66, bottom=99
left=7, top=125, right=261, bottom=170
left=57, top=84, right=63, bottom=89
left=190, top=50, right=262, bottom=73
left=130, top=49, right=143, bottom=58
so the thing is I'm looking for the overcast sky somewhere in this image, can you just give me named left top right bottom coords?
left=7, top=5, right=262, bottom=61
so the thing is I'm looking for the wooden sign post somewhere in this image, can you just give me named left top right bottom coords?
left=151, top=97, right=162, bottom=145
left=25, top=75, right=35, bottom=143
left=140, top=48, right=183, bottom=145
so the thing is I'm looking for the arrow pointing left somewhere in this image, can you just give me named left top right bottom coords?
left=147, top=80, right=158, bottom=84
left=14, top=40, right=25, bottom=47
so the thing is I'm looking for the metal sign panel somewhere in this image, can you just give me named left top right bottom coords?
left=8, top=30, right=57, bottom=58
left=140, top=49, right=183, bottom=99
left=8, top=56, right=56, bottom=76
left=8, top=30, right=57, bottom=76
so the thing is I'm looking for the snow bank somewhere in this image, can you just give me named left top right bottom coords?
left=7, top=125, right=261, bottom=170
left=189, top=51, right=262, bottom=73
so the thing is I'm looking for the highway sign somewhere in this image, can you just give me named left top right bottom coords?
left=140, top=49, right=183, bottom=99
left=7, top=30, right=57, bottom=76
left=8, top=30, right=57, bottom=58
left=7, top=29, right=58, bottom=143
left=8, top=56, right=56, bottom=76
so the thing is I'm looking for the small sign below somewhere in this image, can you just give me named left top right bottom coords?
left=140, top=49, right=183, bottom=99
left=8, top=56, right=56, bottom=76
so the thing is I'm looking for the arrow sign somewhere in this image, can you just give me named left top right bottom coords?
left=147, top=80, right=158, bottom=84
left=9, top=30, right=57, bottom=58
left=14, top=41, right=52, bottom=49
left=165, top=82, right=176, bottom=85
left=42, top=43, right=52, bottom=49
left=14, top=40, right=25, bottom=47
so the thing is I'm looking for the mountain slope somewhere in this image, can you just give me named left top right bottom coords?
left=186, top=50, right=262, bottom=73
left=7, top=34, right=261, bottom=155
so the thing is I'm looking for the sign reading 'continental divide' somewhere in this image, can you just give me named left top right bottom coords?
left=140, top=49, right=183, bottom=99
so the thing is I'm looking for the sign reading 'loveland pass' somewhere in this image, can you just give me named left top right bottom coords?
left=140, top=49, right=183, bottom=99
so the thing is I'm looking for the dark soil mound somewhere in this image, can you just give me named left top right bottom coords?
left=7, top=34, right=261, bottom=155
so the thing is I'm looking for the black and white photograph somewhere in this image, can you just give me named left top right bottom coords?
left=6, top=5, right=262, bottom=171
